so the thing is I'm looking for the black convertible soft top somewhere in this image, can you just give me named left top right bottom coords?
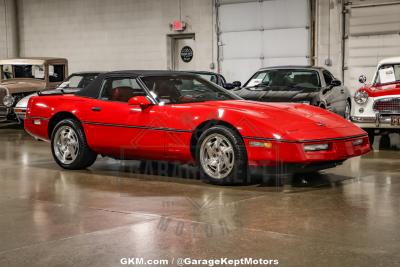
left=75, top=70, right=198, bottom=98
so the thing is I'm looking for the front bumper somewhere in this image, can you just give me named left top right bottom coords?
left=245, top=135, right=370, bottom=167
left=351, top=114, right=400, bottom=129
left=14, top=107, right=26, bottom=120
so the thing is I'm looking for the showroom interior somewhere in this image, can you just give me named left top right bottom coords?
left=0, top=0, right=400, bottom=266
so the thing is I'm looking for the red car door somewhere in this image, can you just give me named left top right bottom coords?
left=81, top=77, right=166, bottom=160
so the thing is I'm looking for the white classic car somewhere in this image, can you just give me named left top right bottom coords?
left=351, top=57, right=400, bottom=145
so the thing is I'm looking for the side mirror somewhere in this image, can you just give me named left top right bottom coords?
left=223, top=83, right=235, bottom=90
left=232, top=81, right=242, bottom=88
left=359, top=75, right=367, bottom=84
left=128, top=96, right=152, bottom=109
left=330, top=79, right=342, bottom=87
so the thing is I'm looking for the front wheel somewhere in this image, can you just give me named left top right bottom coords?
left=51, top=119, right=97, bottom=169
left=196, top=126, right=248, bottom=185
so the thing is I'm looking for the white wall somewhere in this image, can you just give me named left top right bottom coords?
left=0, top=0, right=19, bottom=59
left=17, top=0, right=216, bottom=74
left=315, top=0, right=400, bottom=91
left=315, top=0, right=343, bottom=80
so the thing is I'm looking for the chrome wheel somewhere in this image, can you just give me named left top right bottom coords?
left=199, top=133, right=235, bottom=179
left=53, top=126, right=79, bottom=165
left=344, top=101, right=351, bottom=120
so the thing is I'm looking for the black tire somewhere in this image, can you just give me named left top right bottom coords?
left=51, top=118, right=97, bottom=169
left=365, top=129, right=375, bottom=147
left=196, top=125, right=248, bottom=185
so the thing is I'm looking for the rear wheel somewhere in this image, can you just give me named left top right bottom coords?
left=196, top=126, right=248, bottom=185
left=51, top=119, right=97, bottom=169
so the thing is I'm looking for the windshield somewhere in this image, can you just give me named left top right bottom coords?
left=245, top=69, right=321, bottom=89
left=58, top=74, right=99, bottom=89
left=1, top=64, right=45, bottom=80
left=141, top=75, right=241, bottom=104
left=374, top=64, right=400, bottom=85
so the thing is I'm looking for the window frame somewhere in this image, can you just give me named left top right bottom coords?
left=138, top=75, right=241, bottom=105
left=97, top=76, right=152, bottom=104
left=48, top=64, right=66, bottom=83
left=322, top=70, right=335, bottom=87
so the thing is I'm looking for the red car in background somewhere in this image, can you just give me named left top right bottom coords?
left=25, top=71, right=370, bottom=185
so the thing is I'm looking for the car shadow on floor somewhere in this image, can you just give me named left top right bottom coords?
left=82, top=159, right=353, bottom=190
left=0, top=121, right=23, bottom=129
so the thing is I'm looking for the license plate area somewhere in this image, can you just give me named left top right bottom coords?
left=390, top=115, right=400, bottom=126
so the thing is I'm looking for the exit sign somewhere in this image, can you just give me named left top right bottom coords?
left=171, top=20, right=186, bottom=31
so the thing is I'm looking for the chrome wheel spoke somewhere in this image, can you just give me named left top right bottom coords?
left=68, top=145, right=76, bottom=155
left=205, top=143, right=214, bottom=158
left=200, top=133, right=235, bottom=180
left=216, top=161, right=222, bottom=174
left=207, top=158, right=218, bottom=167
left=221, top=153, right=231, bottom=168
left=53, top=125, right=80, bottom=165
left=214, top=136, right=221, bottom=149
left=63, top=150, right=69, bottom=162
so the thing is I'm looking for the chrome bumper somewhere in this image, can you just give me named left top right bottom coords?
left=351, top=113, right=400, bottom=128
left=14, top=107, right=26, bottom=120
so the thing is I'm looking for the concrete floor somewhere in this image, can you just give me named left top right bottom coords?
left=0, top=127, right=399, bottom=267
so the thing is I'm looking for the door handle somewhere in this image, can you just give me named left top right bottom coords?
left=91, top=106, right=102, bottom=112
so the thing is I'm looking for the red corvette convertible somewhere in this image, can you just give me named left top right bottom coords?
left=25, top=71, right=370, bottom=185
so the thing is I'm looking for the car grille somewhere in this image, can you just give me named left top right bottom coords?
left=373, top=98, right=400, bottom=113
left=0, top=87, right=7, bottom=118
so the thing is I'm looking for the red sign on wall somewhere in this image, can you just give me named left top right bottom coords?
left=171, top=20, right=186, bottom=31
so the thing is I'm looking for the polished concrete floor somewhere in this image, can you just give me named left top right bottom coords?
left=0, top=126, right=399, bottom=267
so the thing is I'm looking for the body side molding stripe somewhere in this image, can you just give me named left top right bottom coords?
left=243, top=134, right=368, bottom=143
left=82, top=121, right=192, bottom=133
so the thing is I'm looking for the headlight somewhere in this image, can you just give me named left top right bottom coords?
left=354, top=90, right=368, bottom=105
left=304, top=143, right=329, bottom=152
left=3, top=95, right=15, bottom=107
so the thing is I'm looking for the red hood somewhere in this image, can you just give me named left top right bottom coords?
left=204, top=100, right=349, bottom=128
left=359, top=82, right=400, bottom=97
left=198, top=100, right=364, bottom=140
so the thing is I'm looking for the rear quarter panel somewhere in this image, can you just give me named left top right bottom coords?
left=25, top=95, right=89, bottom=140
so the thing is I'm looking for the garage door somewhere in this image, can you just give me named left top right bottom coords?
left=344, top=0, right=400, bottom=93
left=217, top=0, right=311, bottom=84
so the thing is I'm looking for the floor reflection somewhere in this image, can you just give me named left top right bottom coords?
left=1, top=126, right=400, bottom=267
